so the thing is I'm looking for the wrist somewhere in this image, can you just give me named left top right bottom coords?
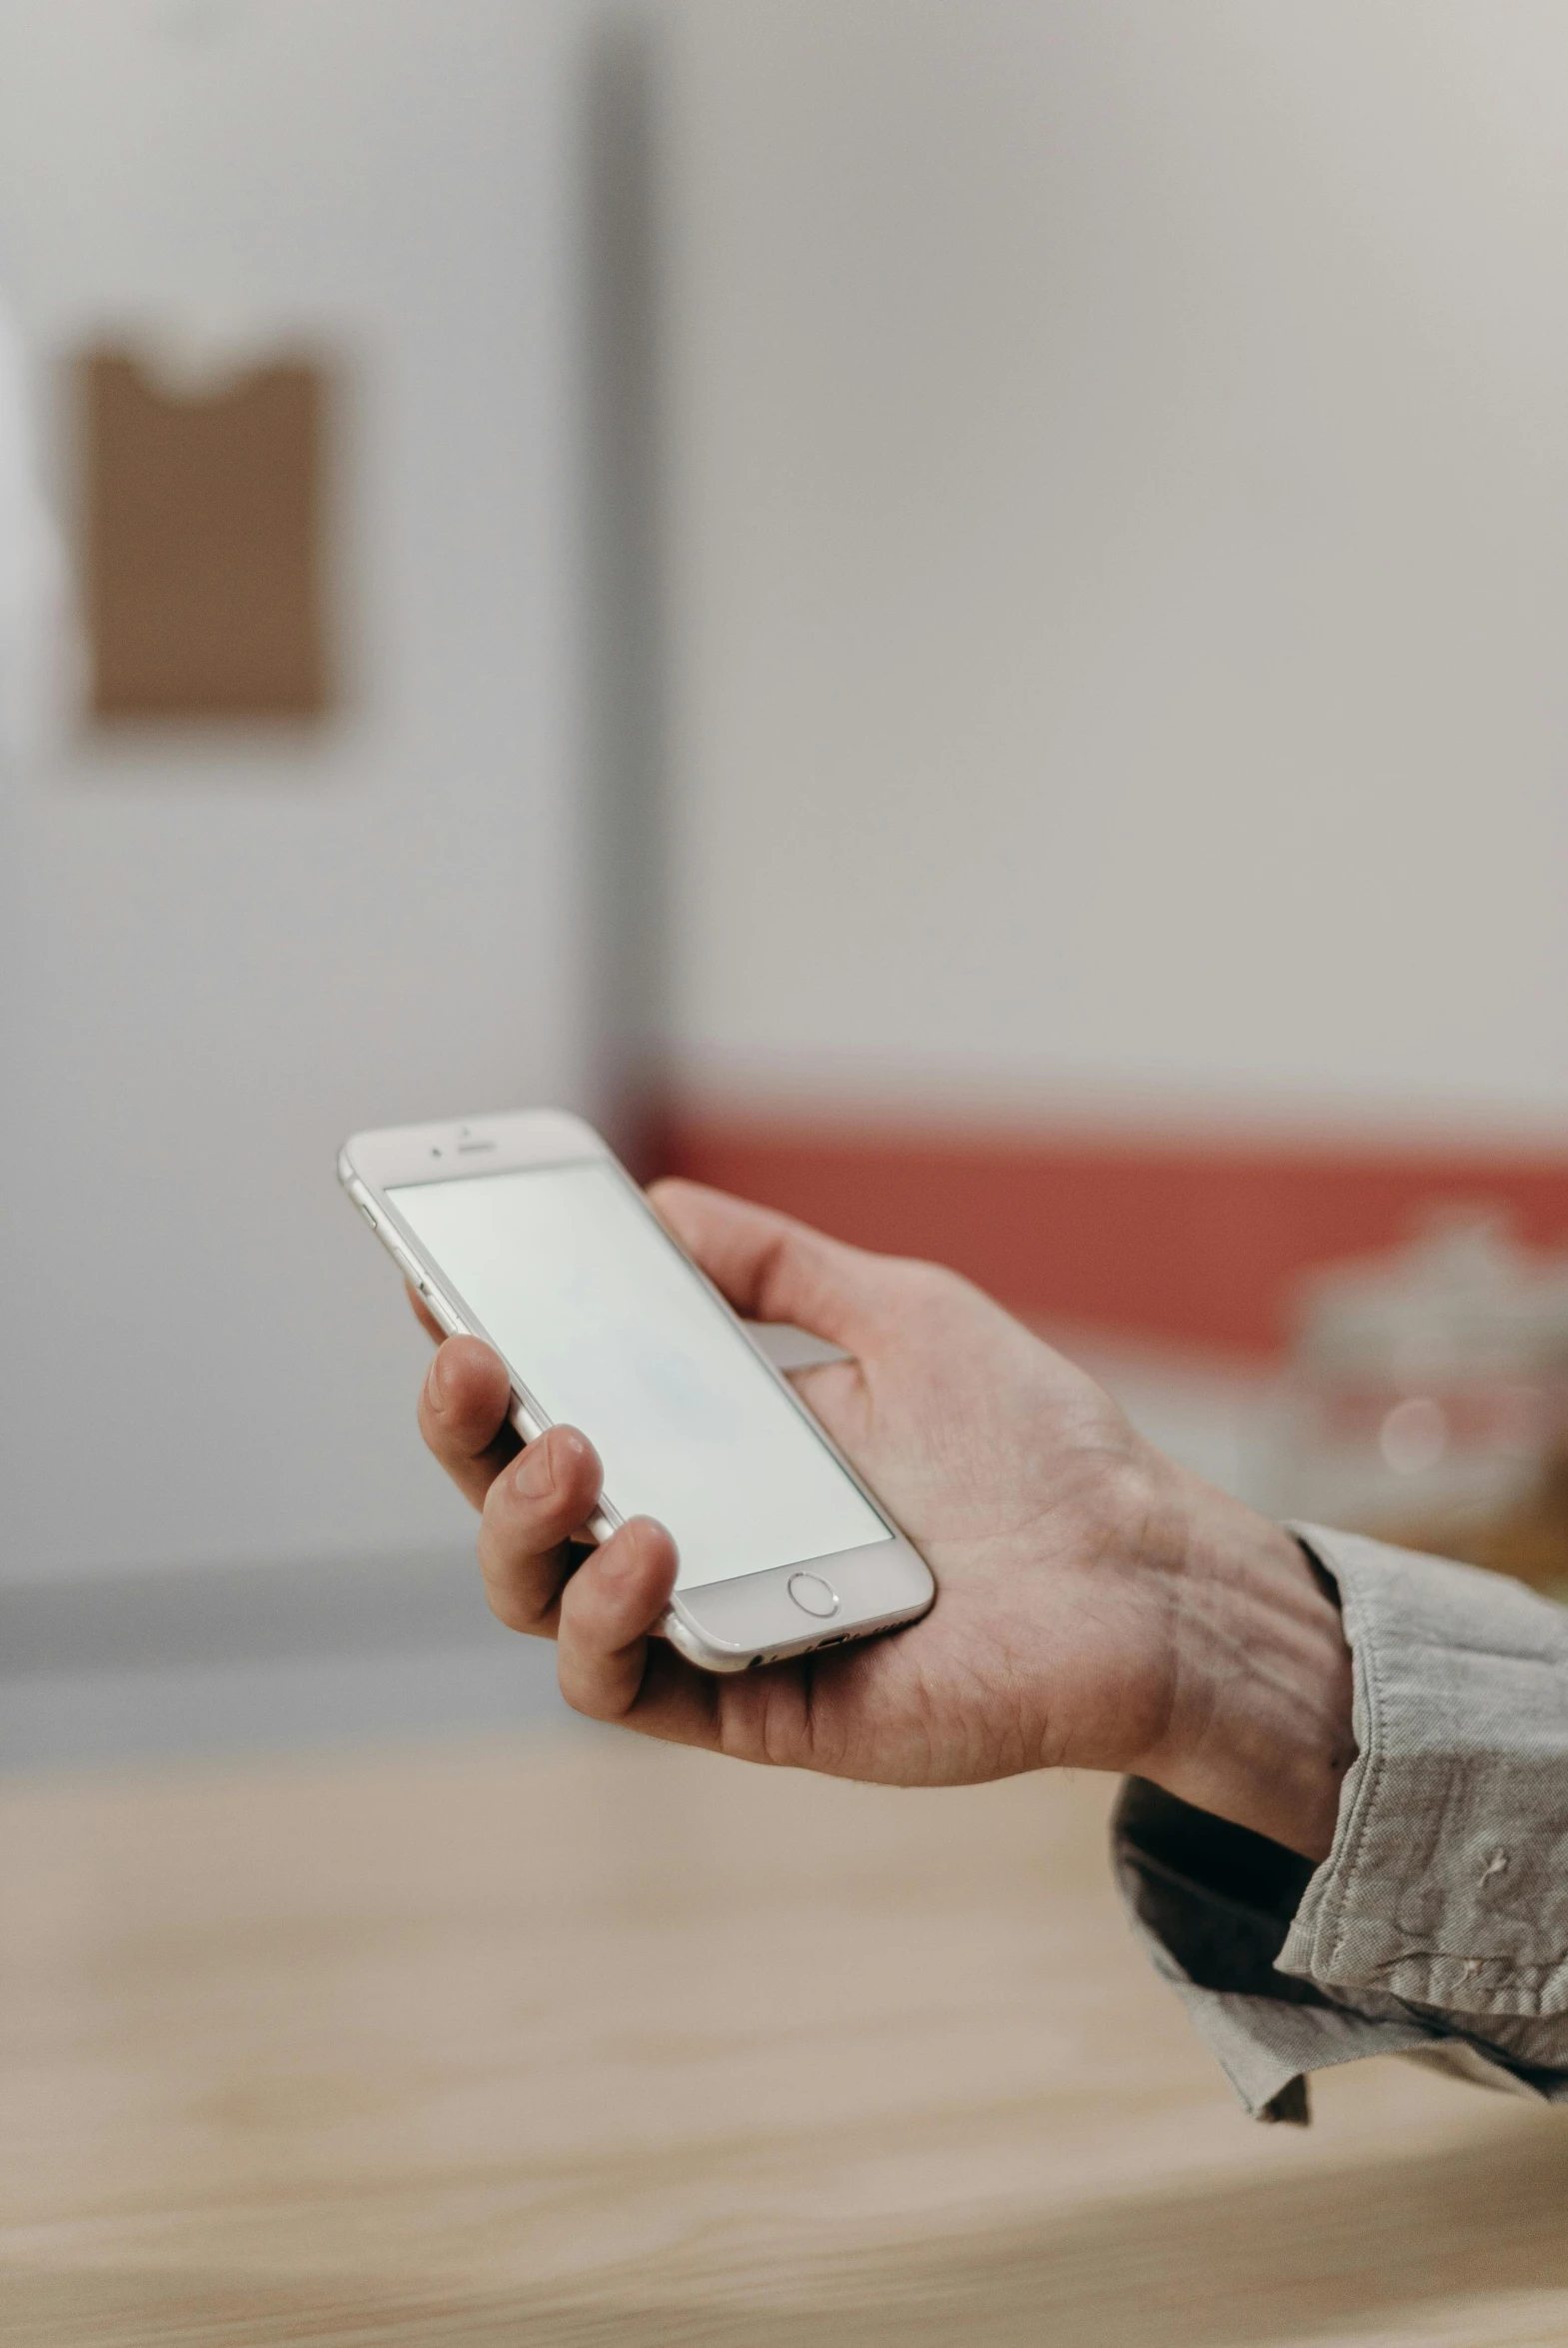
left=1133, top=1466, right=1355, bottom=1861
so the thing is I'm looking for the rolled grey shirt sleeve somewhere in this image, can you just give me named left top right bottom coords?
left=1113, top=1525, right=1568, bottom=2121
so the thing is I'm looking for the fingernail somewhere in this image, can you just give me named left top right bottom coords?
left=425, top=1355, right=447, bottom=1414
left=600, top=1519, right=668, bottom=1583
left=515, top=1441, right=555, bottom=1501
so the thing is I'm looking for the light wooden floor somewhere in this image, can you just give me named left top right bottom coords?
left=4, top=1729, right=1567, bottom=2347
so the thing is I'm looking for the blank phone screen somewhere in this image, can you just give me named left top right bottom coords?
left=387, top=1161, right=890, bottom=1591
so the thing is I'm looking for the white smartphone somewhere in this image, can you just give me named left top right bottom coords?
left=338, top=1109, right=935, bottom=1672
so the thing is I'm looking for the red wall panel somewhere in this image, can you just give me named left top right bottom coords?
left=659, top=1115, right=1568, bottom=1359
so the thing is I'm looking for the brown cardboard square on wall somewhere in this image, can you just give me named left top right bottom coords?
left=80, top=346, right=332, bottom=722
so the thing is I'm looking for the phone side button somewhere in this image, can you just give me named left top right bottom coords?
left=389, top=1243, right=433, bottom=1295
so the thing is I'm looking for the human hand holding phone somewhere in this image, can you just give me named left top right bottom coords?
left=418, top=1180, right=1354, bottom=1860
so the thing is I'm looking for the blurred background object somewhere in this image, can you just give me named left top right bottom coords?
left=1278, top=1208, right=1568, bottom=1594
left=80, top=342, right=332, bottom=721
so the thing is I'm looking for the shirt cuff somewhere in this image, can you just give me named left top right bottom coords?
left=1113, top=1525, right=1568, bottom=2119
left=1282, top=1524, right=1568, bottom=2020
left=1112, top=1776, right=1444, bottom=2121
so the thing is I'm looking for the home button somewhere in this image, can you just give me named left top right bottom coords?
left=786, top=1571, right=839, bottom=1618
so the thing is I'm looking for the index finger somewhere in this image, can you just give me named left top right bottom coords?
left=417, top=1333, right=519, bottom=1511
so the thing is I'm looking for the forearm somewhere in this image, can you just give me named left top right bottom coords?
left=1132, top=1468, right=1356, bottom=1861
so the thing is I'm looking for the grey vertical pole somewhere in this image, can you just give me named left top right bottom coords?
left=578, top=8, right=671, bottom=1175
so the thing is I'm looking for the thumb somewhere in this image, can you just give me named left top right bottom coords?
left=647, top=1179, right=886, bottom=1354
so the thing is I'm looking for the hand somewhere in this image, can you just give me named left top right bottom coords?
left=415, top=1181, right=1354, bottom=1857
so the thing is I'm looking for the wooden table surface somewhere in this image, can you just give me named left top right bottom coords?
left=4, top=1727, right=1568, bottom=2347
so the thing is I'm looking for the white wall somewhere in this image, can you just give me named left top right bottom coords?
left=660, top=1, right=1568, bottom=1135
left=0, top=1, right=601, bottom=1581
left=12, top=0, right=1568, bottom=1584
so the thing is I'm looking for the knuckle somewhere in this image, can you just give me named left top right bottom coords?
left=477, top=1495, right=532, bottom=1557
left=893, top=1255, right=954, bottom=1299
left=559, top=1666, right=613, bottom=1721
left=476, top=1522, right=530, bottom=1599
left=890, top=1257, right=970, bottom=1327
left=480, top=1568, right=547, bottom=1635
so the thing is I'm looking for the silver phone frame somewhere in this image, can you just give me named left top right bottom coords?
left=338, top=1108, right=935, bottom=1672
